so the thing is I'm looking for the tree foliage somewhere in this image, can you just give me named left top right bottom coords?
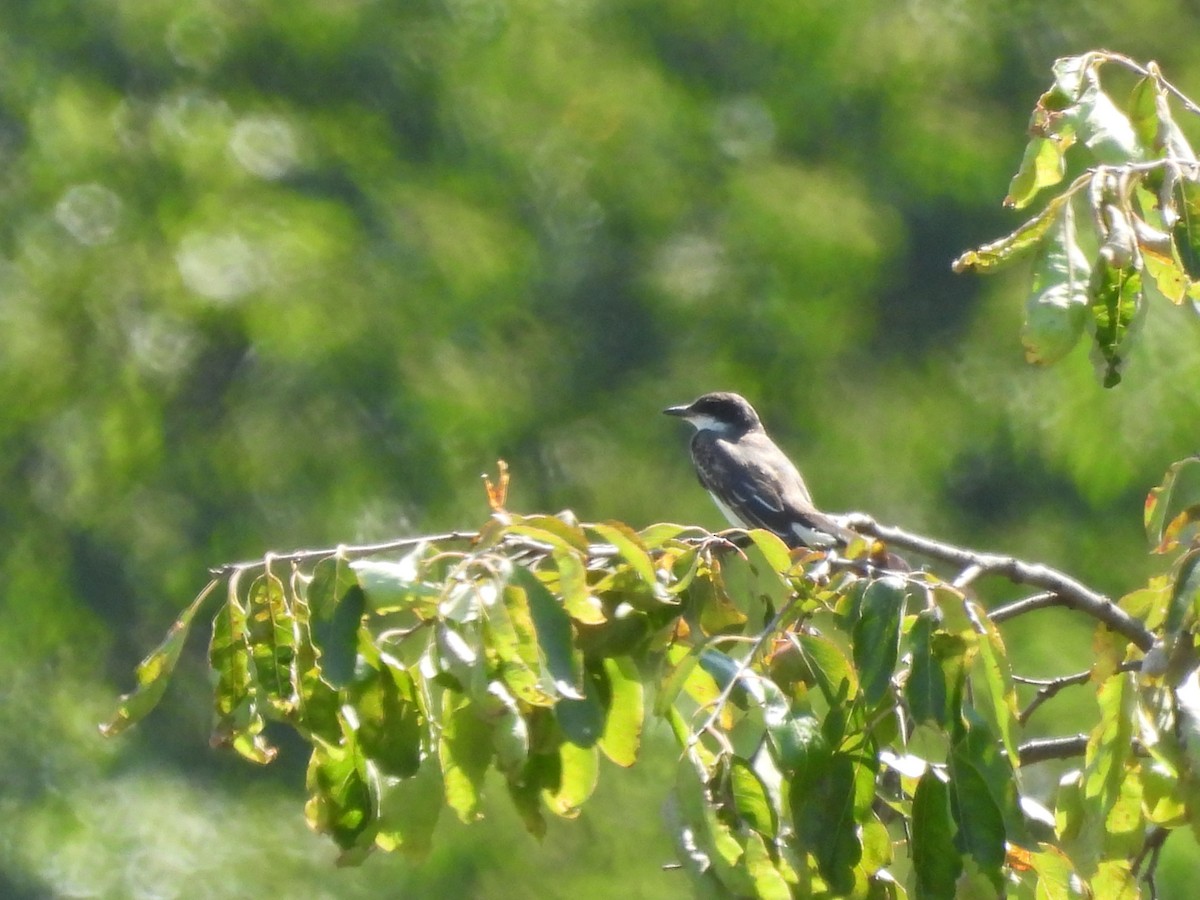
left=104, top=54, right=1200, bottom=899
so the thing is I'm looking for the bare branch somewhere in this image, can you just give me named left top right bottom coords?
left=1017, top=734, right=1088, bottom=766
left=989, top=592, right=1059, bottom=623
left=1132, top=825, right=1170, bottom=900
left=209, top=531, right=481, bottom=577
left=845, top=514, right=1155, bottom=651
left=1014, top=661, right=1141, bottom=724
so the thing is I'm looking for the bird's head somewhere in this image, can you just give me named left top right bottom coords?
left=663, top=392, right=764, bottom=436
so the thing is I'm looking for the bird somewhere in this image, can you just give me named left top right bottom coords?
left=663, top=391, right=857, bottom=550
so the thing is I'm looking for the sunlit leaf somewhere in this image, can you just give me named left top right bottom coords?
left=304, top=728, right=375, bottom=852
left=542, top=740, right=599, bottom=818
left=517, top=567, right=584, bottom=700
left=952, top=193, right=1069, bottom=273
left=969, top=616, right=1019, bottom=764
left=438, top=692, right=494, bottom=822
left=598, top=656, right=644, bottom=767
left=730, top=755, right=777, bottom=837
left=589, top=521, right=660, bottom=587
left=1145, top=456, right=1200, bottom=553
left=100, top=579, right=217, bottom=736
left=1004, top=137, right=1066, bottom=210
left=743, top=831, right=791, bottom=900
left=208, top=581, right=276, bottom=764
left=375, top=761, right=443, bottom=858
left=790, top=749, right=866, bottom=896
left=246, top=571, right=297, bottom=714
left=552, top=548, right=605, bottom=624
left=1087, top=254, right=1142, bottom=387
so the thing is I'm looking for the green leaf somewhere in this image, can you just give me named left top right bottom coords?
left=1087, top=254, right=1142, bottom=387
left=743, top=830, right=792, bottom=900
left=310, top=582, right=365, bottom=689
left=246, top=572, right=297, bottom=714
left=598, top=656, right=644, bottom=767
left=553, top=548, right=605, bottom=624
left=589, top=521, right=660, bottom=587
left=375, top=762, right=443, bottom=859
left=1004, top=137, right=1067, bottom=210
left=208, top=582, right=276, bottom=764
left=438, top=692, right=494, bottom=822
left=948, top=727, right=1009, bottom=890
left=100, top=579, right=216, bottom=736
left=290, top=582, right=343, bottom=744
left=556, top=665, right=606, bottom=748
left=1171, top=178, right=1200, bottom=280
left=1145, top=456, right=1200, bottom=553
left=767, top=712, right=825, bottom=775
left=1165, top=549, right=1200, bottom=634
left=304, top=728, right=376, bottom=852
left=638, top=522, right=705, bottom=548
left=852, top=576, right=906, bottom=707
left=911, top=770, right=962, bottom=898
left=542, top=740, right=599, bottom=818
left=790, top=750, right=866, bottom=896
left=487, top=681, right=530, bottom=776
left=309, top=554, right=357, bottom=620
left=731, top=756, right=777, bottom=837
left=517, top=567, right=585, bottom=700
left=952, top=193, right=1069, bottom=273
left=969, top=617, right=1019, bottom=764
left=745, top=528, right=794, bottom=574
left=1084, top=673, right=1138, bottom=816
left=1021, top=205, right=1090, bottom=365
left=504, top=514, right=591, bottom=553
left=905, top=612, right=966, bottom=730
left=485, top=582, right=555, bottom=706
left=347, top=661, right=424, bottom=777
left=794, top=632, right=859, bottom=708
left=1068, top=70, right=1143, bottom=166
left=351, top=550, right=435, bottom=614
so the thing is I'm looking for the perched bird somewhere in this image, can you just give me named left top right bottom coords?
left=664, top=391, right=857, bottom=549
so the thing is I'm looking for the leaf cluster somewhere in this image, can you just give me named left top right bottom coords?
left=103, top=468, right=1200, bottom=899
left=954, top=53, right=1200, bottom=386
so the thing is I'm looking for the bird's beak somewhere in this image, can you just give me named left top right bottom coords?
left=663, top=404, right=691, bottom=418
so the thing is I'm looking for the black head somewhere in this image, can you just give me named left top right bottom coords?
left=663, top=392, right=764, bottom=435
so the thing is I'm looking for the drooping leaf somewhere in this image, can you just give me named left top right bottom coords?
left=790, top=749, right=866, bottom=896
left=598, top=655, right=644, bottom=767
left=208, top=581, right=276, bottom=764
left=589, top=521, right=660, bottom=587
left=352, top=549, right=436, bottom=614
left=375, top=762, right=443, bottom=858
left=952, top=193, right=1070, bottom=273
left=485, top=582, right=555, bottom=706
left=552, top=548, right=605, bottom=624
left=743, top=830, right=791, bottom=900
left=1144, top=456, right=1200, bottom=553
left=1021, top=204, right=1090, bottom=365
left=246, top=571, right=297, bottom=714
left=730, top=755, right=777, bottom=838
left=1004, top=137, right=1067, bottom=210
left=308, top=553, right=357, bottom=620
left=438, top=692, right=494, bottom=822
left=556, top=664, right=606, bottom=748
left=542, top=740, right=599, bottom=818
left=1087, top=254, right=1143, bottom=387
left=100, top=579, right=217, bottom=736
left=948, top=736, right=1007, bottom=891
left=911, top=769, right=962, bottom=898
left=517, top=567, right=584, bottom=700
left=304, top=728, right=376, bottom=852
left=852, top=576, right=906, bottom=707
left=347, top=660, right=424, bottom=777
left=969, top=616, right=1019, bottom=764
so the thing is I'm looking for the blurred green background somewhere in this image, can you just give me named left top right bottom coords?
left=6, top=1, right=1200, bottom=896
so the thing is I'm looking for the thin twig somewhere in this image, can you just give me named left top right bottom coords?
left=989, top=592, right=1059, bottom=623
left=209, top=531, right=480, bottom=576
left=1017, top=734, right=1089, bottom=766
left=687, top=592, right=803, bottom=751
left=844, top=514, right=1155, bottom=651
left=1132, top=825, right=1170, bottom=900
left=1014, top=661, right=1141, bottom=725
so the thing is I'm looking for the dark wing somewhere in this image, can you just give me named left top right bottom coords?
left=690, top=431, right=855, bottom=548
